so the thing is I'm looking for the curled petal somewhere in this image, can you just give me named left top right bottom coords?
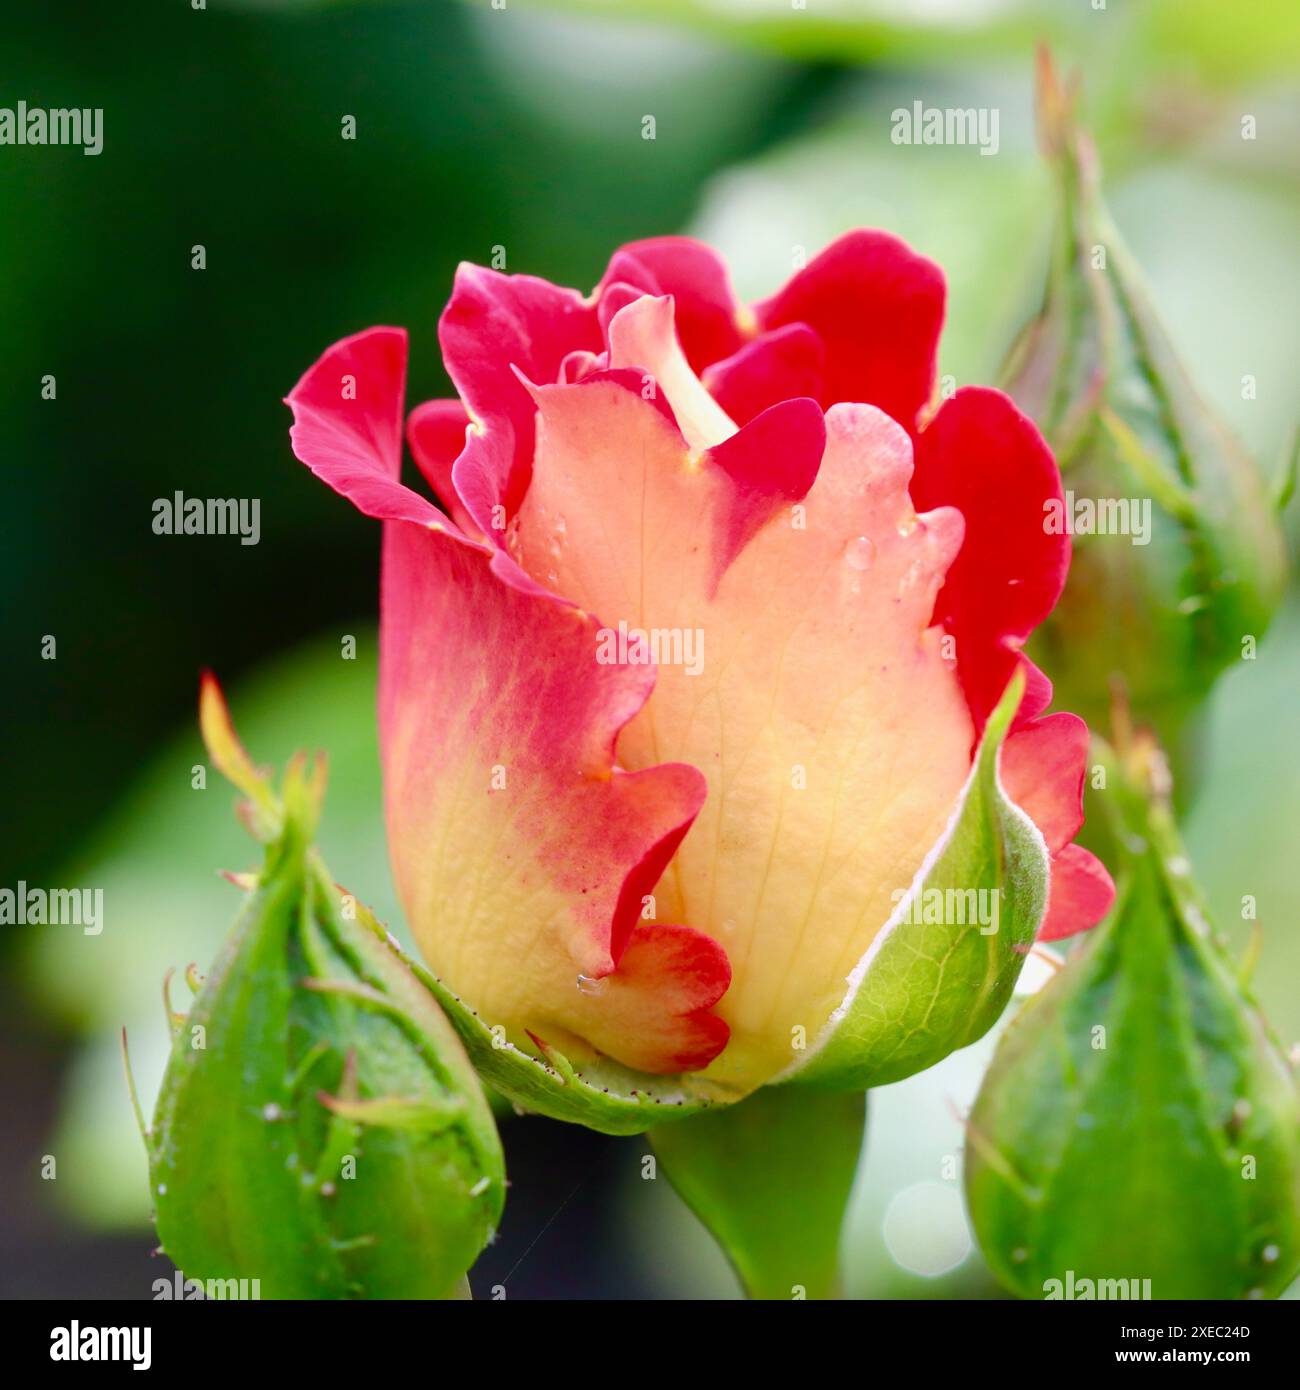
left=406, top=399, right=479, bottom=538
left=569, top=925, right=732, bottom=1074
left=285, top=325, right=439, bottom=528
left=911, top=385, right=1069, bottom=732
left=607, top=294, right=737, bottom=451
left=438, top=264, right=601, bottom=527
left=705, top=396, right=825, bottom=585
left=1000, top=711, right=1088, bottom=852
left=597, top=235, right=746, bottom=372
left=1037, top=842, right=1116, bottom=942
left=703, top=322, right=825, bottom=427
left=755, top=228, right=945, bottom=433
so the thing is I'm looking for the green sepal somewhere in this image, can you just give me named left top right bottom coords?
left=781, top=673, right=1048, bottom=1090
left=651, top=1085, right=865, bottom=1299
left=360, top=914, right=739, bottom=1136
left=964, top=734, right=1300, bottom=1300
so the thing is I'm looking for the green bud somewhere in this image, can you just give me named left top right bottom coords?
left=964, top=724, right=1300, bottom=1300
left=1003, top=52, right=1288, bottom=773
left=140, top=676, right=504, bottom=1299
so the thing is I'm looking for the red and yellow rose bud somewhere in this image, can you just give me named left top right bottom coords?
left=965, top=727, right=1300, bottom=1300
left=1002, top=51, right=1288, bottom=767
left=145, top=677, right=504, bottom=1299
left=286, top=226, right=1115, bottom=1123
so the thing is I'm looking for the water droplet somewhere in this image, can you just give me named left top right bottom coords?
left=1011, top=1246, right=1029, bottom=1264
left=845, top=535, right=876, bottom=571
left=576, top=974, right=607, bottom=997
left=262, top=1102, right=283, bottom=1122
left=1184, top=904, right=1211, bottom=938
left=896, top=514, right=918, bottom=538
left=157, top=1183, right=168, bottom=1196
left=1262, top=1243, right=1280, bottom=1264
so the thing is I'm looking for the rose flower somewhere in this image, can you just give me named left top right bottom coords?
left=286, top=231, right=1113, bottom=1107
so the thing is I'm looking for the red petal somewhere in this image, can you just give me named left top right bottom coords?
left=911, top=386, right=1069, bottom=732
left=597, top=236, right=745, bottom=372
left=438, top=264, right=601, bottom=529
left=703, top=322, right=825, bottom=427
left=1000, top=712, right=1088, bottom=853
left=284, top=325, right=440, bottom=528
left=705, top=395, right=826, bottom=584
left=582, top=925, right=731, bottom=1074
left=405, top=398, right=479, bottom=538
left=1038, top=843, right=1116, bottom=942
left=756, top=229, right=945, bottom=432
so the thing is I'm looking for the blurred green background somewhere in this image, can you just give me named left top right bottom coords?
left=2, top=0, right=1297, bottom=1298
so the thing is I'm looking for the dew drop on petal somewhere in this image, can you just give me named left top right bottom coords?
left=576, top=974, right=607, bottom=997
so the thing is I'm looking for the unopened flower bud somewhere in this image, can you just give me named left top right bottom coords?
left=1003, top=51, right=1289, bottom=771
left=965, top=724, right=1300, bottom=1300
left=143, top=676, right=504, bottom=1299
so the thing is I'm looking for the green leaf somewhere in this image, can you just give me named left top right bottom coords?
left=782, top=673, right=1048, bottom=1090
left=964, top=736, right=1300, bottom=1300
left=651, top=1085, right=865, bottom=1299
